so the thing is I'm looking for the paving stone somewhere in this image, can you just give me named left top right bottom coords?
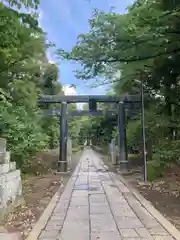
left=54, top=202, right=69, bottom=213
left=120, top=238, right=144, bottom=240
left=90, top=214, right=117, bottom=232
left=90, top=201, right=109, bottom=208
left=38, top=230, right=59, bottom=239
left=91, top=231, right=121, bottom=240
left=152, top=236, right=174, bottom=240
left=36, top=149, right=178, bottom=240
left=148, top=227, right=169, bottom=235
left=90, top=205, right=111, bottom=215
left=59, top=230, right=89, bottom=240
left=103, top=187, right=120, bottom=196
left=115, top=181, right=130, bottom=193
left=135, top=228, right=152, bottom=238
left=144, top=220, right=163, bottom=228
left=66, top=207, right=89, bottom=220
left=49, top=215, right=65, bottom=223
left=63, top=219, right=89, bottom=231
left=70, top=199, right=88, bottom=206
left=45, top=222, right=63, bottom=231
left=89, top=194, right=107, bottom=203
left=120, top=228, right=139, bottom=237
left=112, top=208, right=137, bottom=218
left=38, top=239, right=55, bottom=240
left=116, top=217, right=144, bottom=229
left=72, top=190, right=89, bottom=197
left=89, top=189, right=104, bottom=194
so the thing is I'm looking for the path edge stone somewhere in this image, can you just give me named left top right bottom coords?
left=118, top=175, right=180, bottom=240
left=26, top=186, right=62, bottom=240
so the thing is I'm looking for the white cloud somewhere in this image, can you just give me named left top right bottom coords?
left=63, top=84, right=77, bottom=95
left=62, top=84, right=85, bottom=109
left=46, top=51, right=56, bottom=64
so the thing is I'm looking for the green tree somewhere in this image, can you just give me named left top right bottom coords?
left=0, top=0, right=62, bottom=170
left=57, top=0, right=180, bottom=178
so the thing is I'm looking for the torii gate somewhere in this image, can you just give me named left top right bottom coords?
left=38, top=94, right=141, bottom=172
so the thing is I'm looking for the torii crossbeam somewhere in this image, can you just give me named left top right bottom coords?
left=38, top=94, right=141, bottom=173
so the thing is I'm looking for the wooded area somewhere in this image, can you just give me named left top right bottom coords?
left=58, top=0, right=180, bottom=179
left=0, top=0, right=81, bottom=171
left=1, top=0, right=180, bottom=180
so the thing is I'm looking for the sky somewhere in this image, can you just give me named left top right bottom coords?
left=39, top=0, right=134, bottom=97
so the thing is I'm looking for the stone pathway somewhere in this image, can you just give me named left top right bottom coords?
left=37, top=149, right=175, bottom=240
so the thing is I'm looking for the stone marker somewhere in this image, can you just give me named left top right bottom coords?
left=115, top=145, right=120, bottom=164
left=67, top=138, right=72, bottom=170
left=110, top=139, right=116, bottom=165
left=108, top=143, right=111, bottom=161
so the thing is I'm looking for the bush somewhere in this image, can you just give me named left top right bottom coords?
left=153, top=139, right=180, bottom=164
left=147, top=160, right=165, bottom=181
left=0, top=99, right=49, bottom=168
left=146, top=139, right=180, bottom=181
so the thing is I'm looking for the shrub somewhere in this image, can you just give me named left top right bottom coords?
left=0, top=99, right=49, bottom=168
left=147, top=160, right=165, bottom=181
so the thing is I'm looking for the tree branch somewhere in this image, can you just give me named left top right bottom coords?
left=69, top=47, right=180, bottom=64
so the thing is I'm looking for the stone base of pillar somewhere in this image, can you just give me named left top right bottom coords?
left=57, top=161, right=68, bottom=173
left=119, top=161, right=129, bottom=173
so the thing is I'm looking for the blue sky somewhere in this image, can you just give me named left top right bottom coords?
left=39, top=0, right=134, bottom=96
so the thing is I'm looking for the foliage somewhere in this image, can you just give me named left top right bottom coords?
left=58, top=0, right=180, bottom=179
left=0, top=0, right=63, bottom=169
left=76, top=114, right=116, bottom=147
left=2, top=0, right=180, bottom=180
left=4, top=0, right=40, bottom=9
left=147, top=160, right=165, bottom=182
left=0, top=102, right=48, bottom=168
left=153, top=140, right=180, bottom=165
left=126, top=119, right=141, bottom=148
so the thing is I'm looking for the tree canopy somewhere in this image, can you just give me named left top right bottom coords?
left=2, top=0, right=180, bottom=179
left=58, top=0, right=180, bottom=178
left=0, top=0, right=66, bottom=170
left=0, top=0, right=87, bottom=171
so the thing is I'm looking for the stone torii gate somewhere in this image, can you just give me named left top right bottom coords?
left=38, top=95, right=141, bottom=173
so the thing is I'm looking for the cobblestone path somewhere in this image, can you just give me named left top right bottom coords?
left=38, top=149, right=175, bottom=240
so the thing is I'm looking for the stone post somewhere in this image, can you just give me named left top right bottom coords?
left=108, top=143, right=111, bottom=162
left=115, top=145, right=120, bottom=165
left=110, top=139, right=116, bottom=165
left=67, top=138, right=72, bottom=171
